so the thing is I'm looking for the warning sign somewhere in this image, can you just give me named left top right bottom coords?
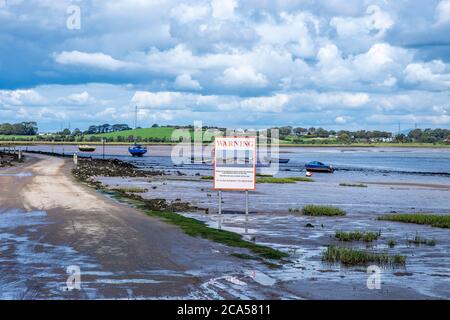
left=213, top=136, right=256, bottom=191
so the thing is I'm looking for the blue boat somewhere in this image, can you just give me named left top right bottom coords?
left=128, top=144, right=147, bottom=157
left=305, top=161, right=334, bottom=173
left=128, top=106, right=148, bottom=157
left=264, top=157, right=290, bottom=164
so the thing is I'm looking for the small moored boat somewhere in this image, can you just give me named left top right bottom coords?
left=128, top=106, right=148, bottom=157
left=305, top=161, right=334, bottom=173
left=264, top=157, right=290, bottom=164
left=128, top=144, right=147, bottom=157
left=78, top=145, right=96, bottom=152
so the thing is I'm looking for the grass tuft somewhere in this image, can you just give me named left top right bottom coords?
left=339, top=183, right=368, bottom=188
left=290, top=205, right=346, bottom=216
left=257, top=176, right=314, bottom=183
left=230, top=253, right=261, bottom=260
left=408, top=234, right=436, bottom=246
left=202, top=175, right=313, bottom=183
left=112, top=187, right=148, bottom=193
left=323, top=245, right=406, bottom=266
left=378, top=213, right=450, bottom=228
left=335, top=231, right=381, bottom=242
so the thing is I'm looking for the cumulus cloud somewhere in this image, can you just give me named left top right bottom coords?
left=436, top=0, right=450, bottom=25
left=0, top=89, right=46, bottom=106
left=211, top=0, right=238, bottom=20
left=330, top=5, right=394, bottom=52
left=54, top=51, right=133, bottom=71
left=174, top=74, right=202, bottom=90
left=404, top=60, right=450, bottom=89
left=58, top=91, right=98, bottom=105
left=219, top=66, right=268, bottom=88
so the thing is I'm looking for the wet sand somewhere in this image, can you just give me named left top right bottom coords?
left=97, top=173, right=450, bottom=299
left=2, top=152, right=449, bottom=299
left=0, top=154, right=291, bottom=299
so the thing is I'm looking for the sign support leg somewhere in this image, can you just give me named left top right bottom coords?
left=218, top=191, right=222, bottom=230
left=245, top=190, right=249, bottom=234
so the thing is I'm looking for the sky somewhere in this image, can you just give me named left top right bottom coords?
left=1, top=0, right=450, bottom=132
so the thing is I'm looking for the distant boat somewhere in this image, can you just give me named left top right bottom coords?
left=305, top=161, right=334, bottom=173
left=264, top=157, right=290, bottom=164
left=78, top=145, right=96, bottom=152
left=128, top=105, right=148, bottom=157
left=128, top=144, right=147, bottom=157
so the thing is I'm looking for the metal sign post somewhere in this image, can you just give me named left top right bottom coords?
left=102, top=138, right=105, bottom=159
left=245, top=190, right=249, bottom=234
left=218, top=191, right=222, bottom=230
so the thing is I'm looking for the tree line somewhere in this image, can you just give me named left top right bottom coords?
left=272, top=126, right=393, bottom=142
left=0, top=122, right=38, bottom=135
left=399, top=128, right=450, bottom=143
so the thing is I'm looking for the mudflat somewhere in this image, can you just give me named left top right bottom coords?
left=0, top=154, right=285, bottom=299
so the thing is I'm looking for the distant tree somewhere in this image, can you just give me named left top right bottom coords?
left=278, top=126, right=293, bottom=136
left=60, top=128, right=71, bottom=136
left=294, top=127, right=307, bottom=136
left=72, top=128, right=82, bottom=136
left=315, top=127, right=329, bottom=138
left=338, top=132, right=351, bottom=142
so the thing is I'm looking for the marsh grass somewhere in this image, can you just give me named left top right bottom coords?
left=408, top=234, right=436, bottom=246
left=378, top=213, right=450, bottom=228
left=113, top=187, right=148, bottom=193
left=291, top=205, right=346, bottom=216
left=388, top=240, right=396, bottom=248
left=202, top=175, right=313, bottom=183
left=335, top=231, right=381, bottom=242
left=339, top=183, right=368, bottom=188
left=230, top=253, right=261, bottom=260
left=145, top=210, right=288, bottom=260
left=323, top=246, right=406, bottom=266
left=256, top=173, right=273, bottom=177
left=257, top=177, right=314, bottom=183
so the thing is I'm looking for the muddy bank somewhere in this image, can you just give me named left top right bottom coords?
left=111, top=189, right=206, bottom=213
left=0, top=151, right=22, bottom=167
left=72, top=157, right=165, bottom=184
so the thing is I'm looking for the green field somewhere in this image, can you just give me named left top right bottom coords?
left=86, top=127, right=177, bottom=140
left=0, top=135, right=36, bottom=140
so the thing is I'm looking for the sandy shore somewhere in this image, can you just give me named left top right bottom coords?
left=0, top=154, right=290, bottom=299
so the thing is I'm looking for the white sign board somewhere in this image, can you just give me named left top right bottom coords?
left=214, top=136, right=256, bottom=191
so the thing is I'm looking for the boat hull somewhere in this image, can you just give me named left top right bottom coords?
left=305, top=166, right=333, bottom=173
left=78, top=146, right=96, bottom=152
left=128, top=148, right=147, bottom=157
left=264, top=157, right=290, bottom=164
